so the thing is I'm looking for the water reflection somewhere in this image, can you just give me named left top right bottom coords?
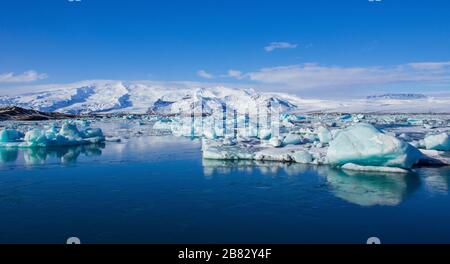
left=318, top=167, right=420, bottom=206
left=0, top=144, right=105, bottom=165
left=202, top=159, right=421, bottom=206
left=202, top=159, right=310, bottom=177
left=421, top=167, right=450, bottom=194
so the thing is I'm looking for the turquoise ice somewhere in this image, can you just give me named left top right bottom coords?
left=327, top=123, right=422, bottom=169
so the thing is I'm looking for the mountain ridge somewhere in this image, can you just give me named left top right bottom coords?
left=1, top=81, right=449, bottom=114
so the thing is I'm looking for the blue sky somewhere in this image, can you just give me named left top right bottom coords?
left=1, top=0, right=449, bottom=97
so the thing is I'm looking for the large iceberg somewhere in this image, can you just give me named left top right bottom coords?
left=326, top=123, right=422, bottom=169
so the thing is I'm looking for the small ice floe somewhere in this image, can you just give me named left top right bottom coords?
left=326, top=123, right=422, bottom=169
left=407, top=117, right=423, bottom=126
left=202, top=138, right=326, bottom=165
left=105, top=137, right=122, bottom=142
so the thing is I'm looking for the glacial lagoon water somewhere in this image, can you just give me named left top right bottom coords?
left=0, top=136, right=450, bottom=243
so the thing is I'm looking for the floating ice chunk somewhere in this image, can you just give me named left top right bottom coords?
left=269, top=137, right=283, bottom=147
left=258, top=129, right=271, bottom=140
left=203, top=145, right=255, bottom=160
left=0, top=129, right=24, bottom=142
left=291, top=150, right=313, bottom=164
left=105, top=137, right=122, bottom=142
left=283, top=133, right=303, bottom=145
left=327, top=123, right=422, bottom=169
left=341, top=163, right=409, bottom=173
left=59, top=122, right=82, bottom=138
left=23, top=129, right=49, bottom=147
left=82, top=128, right=104, bottom=138
left=1, top=122, right=106, bottom=148
left=254, top=147, right=292, bottom=162
left=317, top=126, right=331, bottom=143
left=407, top=118, right=423, bottom=126
left=339, top=114, right=352, bottom=122
left=424, top=133, right=450, bottom=151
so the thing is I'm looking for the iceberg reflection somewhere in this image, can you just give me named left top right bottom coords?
left=202, top=159, right=421, bottom=207
left=0, top=144, right=105, bottom=165
left=202, top=159, right=311, bottom=178
left=318, top=167, right=421, bottom=206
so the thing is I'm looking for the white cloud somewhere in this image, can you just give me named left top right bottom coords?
left=407, top=61, right=450, bottom=70
left=264, top=42, right=298, bottom=52
left=197, top=70, right=214, bottom=79
left=237, top=62, right=450, bottom=91
left=227, top=69, right=243, bottom=79
left=0, top=70, right=48, bottom=83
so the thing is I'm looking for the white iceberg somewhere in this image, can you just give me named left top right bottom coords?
left=424, top=133, right=450, bottom=151
left=290, top=150, right=313, bottom=164
left=317, top=126, right=332, bottom=144
left=326, top=123, right=421, bottom=169
left=268, top=137, right=283, bottom=147
left=283, top=133, right=303, bottom=145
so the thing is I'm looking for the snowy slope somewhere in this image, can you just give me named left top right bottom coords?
left=0, top=80, right=449, bottom=114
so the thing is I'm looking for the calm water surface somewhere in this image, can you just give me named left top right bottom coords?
left=0, top=136, right=449, bottom=243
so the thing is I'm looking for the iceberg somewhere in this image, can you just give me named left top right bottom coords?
left=283, top=133, right=303, bottom=145
left=317, top=126, right=332, bottom=144
left=326, top=123, right=421, bottom=169
left=202, top=145, right=255, bottom=160
left=268, top=137, right=283, bottom=147
left=424, top=133, right=450, bottom=151
left=0, top=129, right=24, bottom=142
left=258, top=129, right=271, bottom=140
left=290, top=150, right=313, bottom=164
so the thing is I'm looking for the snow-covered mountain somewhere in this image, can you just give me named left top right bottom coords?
left=0, top=81, right=297, bottom=115
left=0, top=80, right=449, bottom=114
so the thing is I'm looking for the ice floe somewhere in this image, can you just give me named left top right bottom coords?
left=0, top=121, right=105, bottom=148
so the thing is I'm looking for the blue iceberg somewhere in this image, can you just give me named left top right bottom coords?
left=327, top=123, right=422, bottom=169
